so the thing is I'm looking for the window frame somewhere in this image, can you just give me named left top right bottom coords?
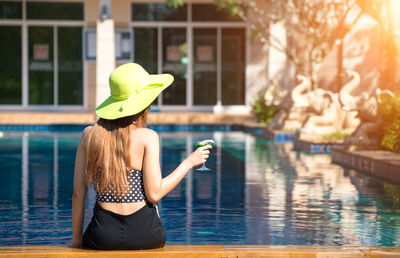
left=130, top=1, right=250, bottom=112
left=0, top=0, right=86, bottom=110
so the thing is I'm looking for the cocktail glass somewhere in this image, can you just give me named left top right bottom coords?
left=195, top=139, right=215, bottom=171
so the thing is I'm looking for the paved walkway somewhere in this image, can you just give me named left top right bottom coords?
left=1, top=245, right=400, bottom=257
left=0, top=112, right=253, bottom=125
left=0, top=111, right=95, bottom=125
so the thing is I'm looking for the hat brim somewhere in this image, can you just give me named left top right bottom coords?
left=95, top=73, right=174, bottom=120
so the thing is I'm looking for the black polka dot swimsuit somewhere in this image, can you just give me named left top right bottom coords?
left=95, top=169, right=147, bottom=203
left=83, top=168, right=165, bottom=249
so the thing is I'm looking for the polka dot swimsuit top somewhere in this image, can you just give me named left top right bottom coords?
left=95, top=169, right=147, bottom=203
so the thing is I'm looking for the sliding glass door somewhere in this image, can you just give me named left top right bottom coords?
left=134, top=27, right=158, bottom=105
left=193, top=28, right=217, bottom=106
left=28, top=26, right=82, bottom=106
left=28, top=26, right=54, bottom=105
left=162, top=28, right=187, bottom=105
left=221, top=28, right=245, bottom=105
left=58, top=27, right=83, bottom=105
left=0, top=26, right=22, bottom=105
left=131, top=3, right=247, bottom=109
left=0, top=1, right=84, bottom=108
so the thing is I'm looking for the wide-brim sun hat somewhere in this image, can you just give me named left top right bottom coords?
left=95, top=63, right=174, bottom=120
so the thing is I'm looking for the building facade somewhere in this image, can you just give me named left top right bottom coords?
left=0, top=0, right=271, bottom=114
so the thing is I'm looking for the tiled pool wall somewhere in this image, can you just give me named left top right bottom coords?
left=0, top=124, right=281, bottom=134
left=0, top=124, right=235, bottom=132
left=0, top=124, right=90, bottom=131
left=293, top=137, right=343, bottom=154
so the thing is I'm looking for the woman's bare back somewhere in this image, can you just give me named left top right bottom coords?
left=94, top=127, right=152, bottom=215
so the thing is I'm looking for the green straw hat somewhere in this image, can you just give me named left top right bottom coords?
left=95, top=63, right=174, bottom=120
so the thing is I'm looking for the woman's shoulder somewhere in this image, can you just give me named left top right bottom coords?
left=132, top=127, right=159, bottom=143
left=81, top=125, right=93, bottom=146
left=82, top=125, right=93, bottom=137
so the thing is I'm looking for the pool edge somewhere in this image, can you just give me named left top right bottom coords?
left=0, top=245, right=399, bottom=257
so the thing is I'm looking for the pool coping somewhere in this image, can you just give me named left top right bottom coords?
left=0, top=111, right=254, bottom=125
left=332, top=146, right=400, bottom=185
left=0, top=245, right=400, bottom=257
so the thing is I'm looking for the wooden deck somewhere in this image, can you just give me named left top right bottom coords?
left=1, top=245, right=400, bottom=257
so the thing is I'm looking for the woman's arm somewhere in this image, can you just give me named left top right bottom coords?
left=71, top=127, right=90, bottom=248
left=142, top=129, right=211, bottom=204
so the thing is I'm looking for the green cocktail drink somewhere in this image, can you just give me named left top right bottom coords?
left=195, top=139, right=215, bottom=171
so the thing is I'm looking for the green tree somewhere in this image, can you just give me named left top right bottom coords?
left=166, top=0, right=362, bottom=90
left=214, top=0, right=362, bottom=90
left=166, top=0, right=183, bottom=8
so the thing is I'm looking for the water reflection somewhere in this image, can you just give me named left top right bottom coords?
left=244, top=139, right=400, bottom=246
left=0, top=131, right=80, bottom=245
left=0, top=130, right=400, bottom=246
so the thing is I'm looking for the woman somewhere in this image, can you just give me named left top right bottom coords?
left=71, top=63, right=211, bottom=249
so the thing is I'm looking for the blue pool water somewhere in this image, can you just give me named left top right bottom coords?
left=1, top=129, right=400, bottom=246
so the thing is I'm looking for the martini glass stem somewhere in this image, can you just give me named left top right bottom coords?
left=197, top=160, right=210, bottom=171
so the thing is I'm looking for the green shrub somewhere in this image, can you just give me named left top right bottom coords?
left=379, top=91, right=400, bottom=152
left=251, top=91, right=277, bottom=125
left=323, top=130, right=350, bottom=141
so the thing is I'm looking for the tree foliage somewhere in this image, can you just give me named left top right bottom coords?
left=379, top=91, right=400, bottom=152
left=215, top=0, right=361, bottom=89
left=251, top=90, right=277, bottom=125
left=166, top=0, right=184, bottom=8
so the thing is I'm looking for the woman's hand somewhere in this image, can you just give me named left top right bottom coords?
left=185, top=145, right=212, bottom=168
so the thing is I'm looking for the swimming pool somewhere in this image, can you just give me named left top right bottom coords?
left=1, top=128, right=400, bottom=246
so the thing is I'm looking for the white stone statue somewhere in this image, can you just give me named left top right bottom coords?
left=282, top=75, right=337, bottom=131
left=338, top=70, right=394, bottom=145
left=300, top=71, right=362, bottom=137
left=268, top=72, right=362, bottom=136
left=300, top=91, right=338, bottom=136
left=300, top=91, right=359, bottom=137
left=280, top=75, right=313, bottom=130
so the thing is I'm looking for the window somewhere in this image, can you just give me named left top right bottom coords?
left=0, top=1, right=22, bottom=19
left=58, top=27, right=83, bottom=105
left=0, top=26, right=22, bottom=104
left=221, top=28, right=245, bottom=105
left=0, top=2, right=84, bottom=108
left=192, top=4, right=242, bottom=22
left=162, top=28, right=187, bottom=105
left=132, top=3, right=187, bottom=21
left=134, top=28, right=158, bottom=105
left=28, top=26, right=54, bottom=105
left=28, top=26, right=83, bottom=105
left=131, top=3, right=246, bottom=108
left=193, top=28, right=217, bottom=105
left=27, top=2, right=83, bottom=20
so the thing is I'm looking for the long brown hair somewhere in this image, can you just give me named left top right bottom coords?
left=85, top=107, right=149, bottom=197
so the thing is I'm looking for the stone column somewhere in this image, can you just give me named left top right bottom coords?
left=96, top=0, right=115, bottom=106
left=268, top=21, right=289, bottom=86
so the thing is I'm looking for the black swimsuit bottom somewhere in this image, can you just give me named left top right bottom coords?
left=82, top=201, right=166, bottom=250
